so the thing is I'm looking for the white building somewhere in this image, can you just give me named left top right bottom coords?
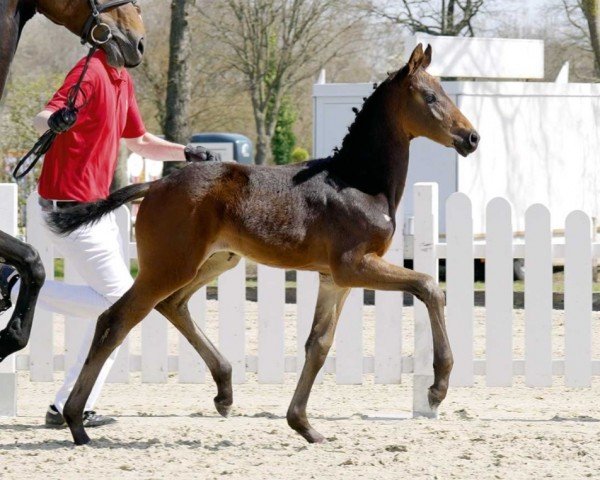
left=313, top=36, right=600, bottom=235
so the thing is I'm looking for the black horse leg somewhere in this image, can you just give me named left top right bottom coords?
left=0, top=231, right=45, bottom=363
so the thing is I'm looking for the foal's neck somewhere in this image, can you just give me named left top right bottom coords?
left=331, top=90, right=410, bottom=214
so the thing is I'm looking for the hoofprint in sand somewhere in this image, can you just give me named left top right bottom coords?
left=1, top=303, right=600, bottom=479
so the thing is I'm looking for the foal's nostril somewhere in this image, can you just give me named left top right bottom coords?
left=137, top=37, right=145, bottom=56
left=469, top=131, right=480, bottom=148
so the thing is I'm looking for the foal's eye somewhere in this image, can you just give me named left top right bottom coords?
left=425, top=93, right=437, bottom=105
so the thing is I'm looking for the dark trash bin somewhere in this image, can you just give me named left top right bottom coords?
left=189, top=133, right=254, bottom=164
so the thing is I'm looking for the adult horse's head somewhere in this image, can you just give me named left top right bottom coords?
left=0, top=0, right=145, bottom=100
left=37, top=0, right=146, bottom=68
left=393, top=44, right=479, bottom=157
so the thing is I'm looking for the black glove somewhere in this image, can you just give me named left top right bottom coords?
left=184, top=145, right=221, bottom=163
left=48, top=107, right=78, bottom=134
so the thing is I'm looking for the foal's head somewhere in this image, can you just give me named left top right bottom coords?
left=391, top=44, right=479, bottom=157
left=36, top=0, right=146, bottom=68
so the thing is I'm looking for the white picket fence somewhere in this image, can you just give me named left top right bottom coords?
left=1, top=182, right=599, bottom=418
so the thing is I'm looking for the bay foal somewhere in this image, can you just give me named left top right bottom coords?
left=49, top=44, right=479, bottom=445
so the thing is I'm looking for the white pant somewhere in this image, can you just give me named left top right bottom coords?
left=12, top=208, right=133, bottom=414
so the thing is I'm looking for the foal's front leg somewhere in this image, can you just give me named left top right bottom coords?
left=333, top=253, right=453, bottom=410
left=287, top=274, right=349, bottom=443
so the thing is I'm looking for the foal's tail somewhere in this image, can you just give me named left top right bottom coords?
left=46, top=181, right=154, bottom=236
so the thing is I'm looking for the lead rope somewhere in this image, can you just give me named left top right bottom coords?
left=12, top=46, right=98, bottom=180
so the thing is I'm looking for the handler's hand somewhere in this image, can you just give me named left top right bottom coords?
left=48, top=107, right=78, bottom=134
left=184, top=145, right=221, bottom=162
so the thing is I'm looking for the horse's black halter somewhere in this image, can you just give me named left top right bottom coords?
left=80, top=0, right=138, bottom=45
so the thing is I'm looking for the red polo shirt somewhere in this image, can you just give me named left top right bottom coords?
left=38, top=50, right=146, bottom=202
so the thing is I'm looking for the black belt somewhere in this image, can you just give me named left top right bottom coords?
left=38, top=198, right=83, bottom=211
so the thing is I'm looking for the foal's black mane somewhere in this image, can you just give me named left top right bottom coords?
left=293, top=66, right=408, bottom=198
left=333, top=67, right=405, bottom=163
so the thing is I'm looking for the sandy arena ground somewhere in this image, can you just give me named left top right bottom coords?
left=2, top=304, right=600, bottom=479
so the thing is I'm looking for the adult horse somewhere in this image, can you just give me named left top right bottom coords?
left=50, top=44, right=480, bottom=446
left=0, top=0, right=145, bottom=362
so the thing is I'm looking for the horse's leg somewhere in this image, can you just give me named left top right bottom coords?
left=63, top=246, right=207, bottom=445
left=333, top=253, right=452, bottom=410
left=287, top=274, right=349, bottom=443
left=62, top=284, right=160, bottom=445
left=155, top=251, right=241, bottom=417
left=0, top=232, right=45, bottom=362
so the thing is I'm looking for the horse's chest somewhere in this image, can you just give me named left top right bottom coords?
left=343, top=202, right=396, bottom=246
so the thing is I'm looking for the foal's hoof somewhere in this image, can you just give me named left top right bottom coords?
left=299, top=428, right=326, bottom=444
left=214, top=397, right=232, bottom=418
left=0, top=330, right=22, bottom=363
left=427, top=386, right=444, bottom=411
left=72, top=430, right=91, bottom=446
left=67, top=418, right=91, bottom=446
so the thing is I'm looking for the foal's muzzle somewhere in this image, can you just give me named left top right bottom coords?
left=453, top=130, right=480, bottom=157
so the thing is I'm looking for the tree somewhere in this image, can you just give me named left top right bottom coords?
left=363, top=0, right=487, bottom=37
left=581, top=1, right=600, bottom=75
left=0, top=74, right=62, bottom=216
left=163, top=0, right=194, bottom=176
left=271, top=97, right=296, bottom=165
left=201, top=0, right=360, bottom=165
left=563, top=0, right=600, bottom=77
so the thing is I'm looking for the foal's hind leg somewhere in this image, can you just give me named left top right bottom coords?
left=63, top=285, right=159, bottom=445
left=287, top=274, right=349, bottom=443
left=155, top=252, right=241, bottom=417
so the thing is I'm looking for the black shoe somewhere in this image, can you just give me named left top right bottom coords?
left=82, top=410, right=117, bottom=427
left=45, top=404, right=66, bottom=428
left=45, top=404, right=117, bottom=428
left=0, top=264, right=19, bottom=315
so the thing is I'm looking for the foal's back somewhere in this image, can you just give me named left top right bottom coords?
left=136, top=160, right=395, bottom=271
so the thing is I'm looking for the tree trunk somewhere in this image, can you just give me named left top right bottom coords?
left=582, top=0, right=600, bottom=77
left=110, top=141, right=130, bottom=192
left=255, top=132, right=270, bottom=165
left=162, top=0, right=193, bottom=177
left=253, top=98, right=271, bottom=165
left=446, top=0, right=455, bottom=35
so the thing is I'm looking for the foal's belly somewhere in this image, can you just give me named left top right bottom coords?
left=208, top=231, right=331, bottom=273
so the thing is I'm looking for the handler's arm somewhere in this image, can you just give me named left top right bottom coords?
left=124, top=132, right=185, bottom=161
left=33, top=110, right=52, bottom=135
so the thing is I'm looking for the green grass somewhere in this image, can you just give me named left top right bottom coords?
left=53, top=258, right=139, bottom=280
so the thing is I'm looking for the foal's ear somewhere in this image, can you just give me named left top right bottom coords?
left=407, top=43, right=425, bottom=76
left=422, top=44, right=432, bottom=70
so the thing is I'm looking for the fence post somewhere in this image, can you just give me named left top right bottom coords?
left=258, top=265, right=285, bottom=383
left=374, top=201, right=404, bottom=384
left=485, top=198, right=514, bottom=386
left=446, top=193, right=474, bottom=386
left=336, top=287, right=363, bottom=384
left=413, top=183, right=438, bottom=418
left=565, top=211, right=592, bottom=387
left=219, top=258, right=246, bottom=384
left=525, top=204, right=552, bottom=387
left=26, top=193, right=54, bottom=381
left=0, top=184, right=18, bottom=416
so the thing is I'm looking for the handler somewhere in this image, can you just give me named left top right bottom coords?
left=0, top=48, right=213, bottom=428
